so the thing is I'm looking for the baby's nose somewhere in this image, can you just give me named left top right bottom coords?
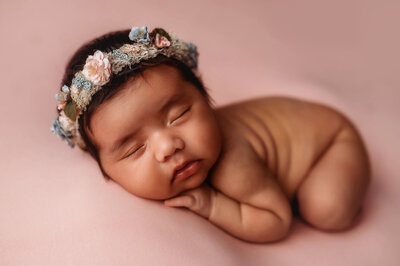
left=152, top=130, right=185, bottom=162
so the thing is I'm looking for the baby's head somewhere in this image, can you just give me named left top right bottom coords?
left=52, top=26, right=222, bottom=200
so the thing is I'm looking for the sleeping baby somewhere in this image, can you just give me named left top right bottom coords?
left=51, top=26, right=371, bottom=243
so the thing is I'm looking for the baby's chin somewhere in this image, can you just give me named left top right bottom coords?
left=144, top=163, right=216, bottom=200
left=126, top=175, right=206, bottom=201
left=166, top=169, right=209, bottom=198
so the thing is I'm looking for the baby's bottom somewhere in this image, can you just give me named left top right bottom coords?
left=295, top=121, right=371, bottom=231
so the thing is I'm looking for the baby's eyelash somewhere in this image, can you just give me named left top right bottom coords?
left=174, top=106, right=191, bottom=121
left=126, top=144, right=144, bottom=158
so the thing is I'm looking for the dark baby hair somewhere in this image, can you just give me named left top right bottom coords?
left=60, top=29, right=210, bottom=181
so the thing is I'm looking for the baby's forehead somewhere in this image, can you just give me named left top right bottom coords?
left=96, top=69, right=190, bottom=119
left=136, top=64, right=185, bottom=88
left=116, top=66, right=186, bottom=98
left=91, top=89, right=184, bottom=147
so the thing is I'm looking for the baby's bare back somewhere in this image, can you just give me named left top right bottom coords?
left=213, top=96, right=347, bottom=200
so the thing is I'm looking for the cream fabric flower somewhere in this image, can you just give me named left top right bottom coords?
left=82, top=51, right=111, bottom=86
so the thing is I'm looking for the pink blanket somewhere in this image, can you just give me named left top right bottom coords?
left=1, top=0, right=398, bottom=265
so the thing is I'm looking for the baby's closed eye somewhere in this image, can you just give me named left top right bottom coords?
left=126, top=144, right=144, bottom=157
left=122, top=105, right=192, bottom=159
left=169, top=105, right=191, bottom=125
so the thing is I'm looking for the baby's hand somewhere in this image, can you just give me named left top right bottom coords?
left=164, top=182, right=215, bottom=219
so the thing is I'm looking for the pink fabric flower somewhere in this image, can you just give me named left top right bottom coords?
left=82, top=51, right=111, bottom=86
left=55, top=85, right=70, bottom=110
left=154, top=33, right=171, bottom=48
left=57, top=101, right=66, bottom=110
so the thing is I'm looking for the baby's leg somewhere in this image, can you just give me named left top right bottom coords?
left=296, top=120, right=371, bottom=231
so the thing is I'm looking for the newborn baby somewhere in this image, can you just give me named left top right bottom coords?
left=52, top=26, right=371, bottom=243
left=87, top=64, right=371, bottom=243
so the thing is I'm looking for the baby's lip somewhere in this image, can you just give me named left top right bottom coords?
left=171, top=159, right=199, bottom=183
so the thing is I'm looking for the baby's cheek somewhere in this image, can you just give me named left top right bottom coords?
left=120, top=161, right=169, bottom=200
left=190, top=113, right=221, bottom=156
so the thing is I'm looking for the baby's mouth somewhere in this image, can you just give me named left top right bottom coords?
left=172, top=160, right=201, bottom=183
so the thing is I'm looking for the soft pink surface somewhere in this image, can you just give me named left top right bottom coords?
left=1, top=0, right=399, bottom=265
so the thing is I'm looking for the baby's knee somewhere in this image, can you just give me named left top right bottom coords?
left=298, top=192, right=359, bottom=231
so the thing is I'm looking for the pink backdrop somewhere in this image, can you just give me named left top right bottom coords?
left=1, top=0, right=399, bottom=265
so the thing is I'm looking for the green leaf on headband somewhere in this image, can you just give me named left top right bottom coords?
left=150, top=28, right=171, bottom=41
left=64, top=101, right=77, bottom=121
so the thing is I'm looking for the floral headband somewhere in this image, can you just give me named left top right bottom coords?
left=51, top=26, right=198, bottom=149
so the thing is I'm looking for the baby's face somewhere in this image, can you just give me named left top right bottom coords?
left=87, top=64, right=222, bottom=200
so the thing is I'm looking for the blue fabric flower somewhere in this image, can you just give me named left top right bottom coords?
left=186, top=42, right=198, bottom=68
left=113, top=49, right=131, bottom=61
left=72, top=76, right=92, bottom=90
left=55, top=93, right=64, bottom=102
left=129, top=26, right=150, bottom=43
left=50, top=119, right=74, bottom=148
left=55, top=85, right=70, bottom=102
left=62, top=85, right=69, bottom=93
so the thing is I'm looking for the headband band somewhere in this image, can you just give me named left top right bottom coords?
left=51, top=26, right=198, bottom=149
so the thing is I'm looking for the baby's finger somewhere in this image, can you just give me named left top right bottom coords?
left=164, top=195, right=194, bottom=208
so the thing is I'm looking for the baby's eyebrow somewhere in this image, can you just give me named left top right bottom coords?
left=157, top=93, right=185, bottom=115
left=107, top=92, right=186, bottom=155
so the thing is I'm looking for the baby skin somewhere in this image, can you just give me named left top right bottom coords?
left=86, top=64, right=371, bottom=243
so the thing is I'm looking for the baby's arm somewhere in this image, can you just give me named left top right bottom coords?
left=165, top=168, right=292, bottom=243
left=209, top=169, right=292, bottom=243
left=209, top=188, right=291, bottom=243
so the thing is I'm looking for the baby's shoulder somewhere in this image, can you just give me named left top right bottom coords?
left=208, top=109, right=272, bottom=200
